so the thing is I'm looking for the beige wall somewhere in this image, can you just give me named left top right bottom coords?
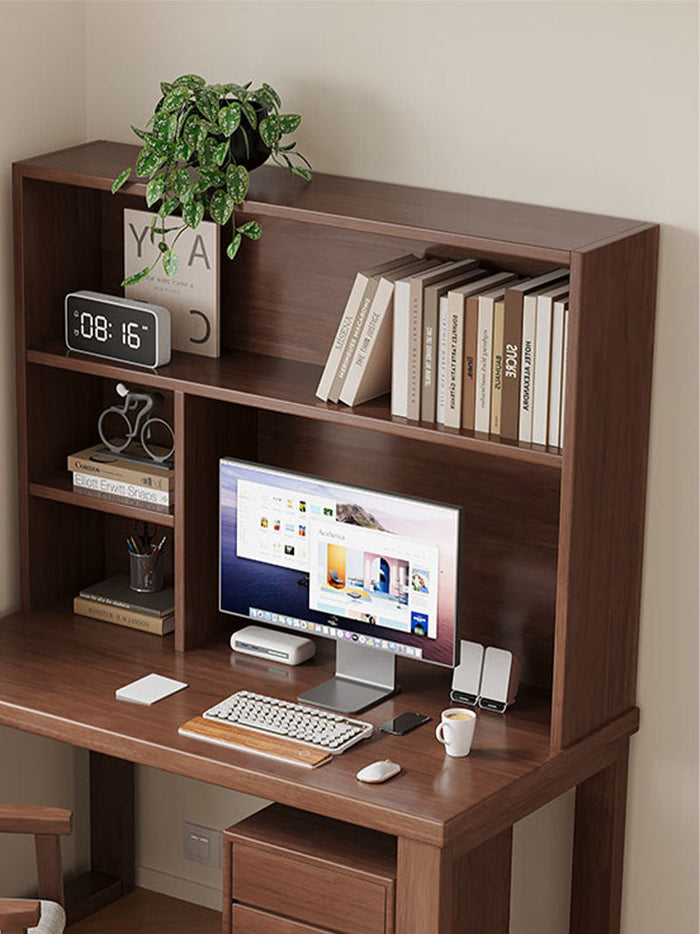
left=0, top=2, right=696, bottom=931
left=0, top=0, right=89, bottom=895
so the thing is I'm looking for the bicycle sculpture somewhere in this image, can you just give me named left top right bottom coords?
left=98, top=383, right=175, bottom=465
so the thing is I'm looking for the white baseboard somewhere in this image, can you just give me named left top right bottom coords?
left=135, top=866, right=223, bottom=912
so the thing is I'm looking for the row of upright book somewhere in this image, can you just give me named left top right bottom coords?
left=316, top=254, right=570, bottom=448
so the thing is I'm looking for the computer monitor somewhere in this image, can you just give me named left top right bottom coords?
left=220, top=458, right=461, bottom=713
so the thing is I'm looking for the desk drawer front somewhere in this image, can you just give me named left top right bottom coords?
left=232, top=904, right=329, bottom=933
left=232, top=843, right=388, bottom=934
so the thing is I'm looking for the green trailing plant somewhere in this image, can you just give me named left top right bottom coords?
left=112, top=74, right=312, bottom=285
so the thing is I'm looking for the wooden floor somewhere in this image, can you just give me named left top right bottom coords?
left=67, top=889, right=221, bottom=933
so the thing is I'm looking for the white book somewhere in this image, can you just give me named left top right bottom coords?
left=340, top=258, right=435, bottom=406
left=560, top=309, right=570, bottom=448
left=444, top=292, right=466, bottom=428
left=548, top=296, right=569, bottom=448
left=532, top=284, right=569, bottom=446
left=474, top=293, right=497, bottom=433
left=518, top=293, right=538, bottom=443
left=73, top=472, right=171, bottom=506
left=391, top=278, right=413, bottom=418
left=436, top=296, right=450, bottom=424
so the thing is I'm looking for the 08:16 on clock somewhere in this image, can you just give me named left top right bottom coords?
left=65, top=290, right=171, bottom=368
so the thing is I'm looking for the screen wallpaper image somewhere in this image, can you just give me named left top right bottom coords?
left=220, top=460, right=459, bottom=666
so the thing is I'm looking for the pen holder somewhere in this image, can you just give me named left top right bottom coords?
left=129, top=549, right=164, bottom=593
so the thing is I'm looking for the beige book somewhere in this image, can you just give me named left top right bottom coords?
left=340, top=258, right=437, bottom=406
left=74, top=597, right=175, bottom=635
left=325, top=254, right=419, bottom=403
left=124, top=208, right=220, bottom=357
left=68, top=442, right=174, bottom=492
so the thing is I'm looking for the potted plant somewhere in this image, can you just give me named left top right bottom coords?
left=112, top=74, right=312, bottom=285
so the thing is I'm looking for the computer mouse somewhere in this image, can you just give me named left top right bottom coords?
left=356, top=760, right=402, bottom=784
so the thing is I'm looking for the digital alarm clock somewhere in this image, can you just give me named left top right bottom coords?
left=65, top=291, right=171, bottom=368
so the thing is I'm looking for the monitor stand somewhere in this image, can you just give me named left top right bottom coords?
left=298, top=640, right=397, bottom=714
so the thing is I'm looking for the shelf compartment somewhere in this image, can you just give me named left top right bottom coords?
left=27, top=342, right=563, bottom=469
left=30, top=473, right=175, bottom=527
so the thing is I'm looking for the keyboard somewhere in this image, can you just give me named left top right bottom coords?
left=201, top=691, right=374, bottom=755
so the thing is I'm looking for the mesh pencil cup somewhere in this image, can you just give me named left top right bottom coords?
left=129, top=549, right=164, bottom=593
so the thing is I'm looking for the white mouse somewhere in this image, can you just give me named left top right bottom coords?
left=356, top=760, right=402, bottom=784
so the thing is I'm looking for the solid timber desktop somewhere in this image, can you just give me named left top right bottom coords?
left=2, top=141, right=658, bottom=932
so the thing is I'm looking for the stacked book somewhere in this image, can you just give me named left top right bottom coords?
left=68, top=442, right=174, bottom=510
left=74, top=574, right=175, bottom=635
left=318, top=256, right=570, bottom=449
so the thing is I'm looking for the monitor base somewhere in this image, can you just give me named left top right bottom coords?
left=298, top=640, right=398, bottom=714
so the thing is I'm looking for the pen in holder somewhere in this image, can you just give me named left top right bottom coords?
left=127, top=528, right=166, bottom=593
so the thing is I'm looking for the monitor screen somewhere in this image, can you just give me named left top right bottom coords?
left=220, top=459, right=460, bottom=667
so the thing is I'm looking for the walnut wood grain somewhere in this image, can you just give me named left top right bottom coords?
left=30, top=475, right=175, bottom=527
left=570, top=740, right=630, bottom=934
left=231, top=904, right=330, bottom=934
left=35, top=833, right=64, bottom=904
left=89, top=753, right=134, bottom=897
left=0, top=899, right=41, bottom=934
left=15, top=142, right=651, bottom=259
left=66, top=887, right=220, bottom=933
left=179, top=717, right=332, bottom=768
left=0, top=805, right=72, bottom=835
left=552, top=228, right=659, bottom=747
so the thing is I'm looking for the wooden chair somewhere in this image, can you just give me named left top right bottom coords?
left=0, top=805, right=72, bottom=934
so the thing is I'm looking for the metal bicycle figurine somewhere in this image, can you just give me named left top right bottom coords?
left=98, top=383, right=175, bottom=465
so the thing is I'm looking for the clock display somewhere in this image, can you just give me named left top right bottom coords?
left=65, top=292, right=171, bottom=368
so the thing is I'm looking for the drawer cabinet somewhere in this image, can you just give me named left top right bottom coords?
left=224, top=805, right=396, bottom=934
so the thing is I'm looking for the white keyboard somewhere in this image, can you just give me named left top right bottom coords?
left=202, top=691, right=374, bottom=754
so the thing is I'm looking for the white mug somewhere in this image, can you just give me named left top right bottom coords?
left=435, top=708, right=476, bottom=757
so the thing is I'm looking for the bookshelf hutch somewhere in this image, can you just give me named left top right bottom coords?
left=4, top=140, right=657, bottom=932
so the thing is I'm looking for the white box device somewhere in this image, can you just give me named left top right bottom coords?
left=230, top=625, right=315, bottom=666
left=450, top=640, right=484, bottom=706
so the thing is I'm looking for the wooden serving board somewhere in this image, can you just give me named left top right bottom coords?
left=178, top=716, right=332, bottom=768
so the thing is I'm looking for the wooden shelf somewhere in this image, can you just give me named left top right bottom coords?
left=30, top=473, right=175, bottom=526
left=27, top=342, right=563, bottom=469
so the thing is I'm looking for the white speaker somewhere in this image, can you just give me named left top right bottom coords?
left=478, top=647, right=520, bottom=713
left=450, top=640, right=484, bottom=706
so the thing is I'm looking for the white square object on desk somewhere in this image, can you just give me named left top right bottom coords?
left=116, top=673, right=188, bottom=705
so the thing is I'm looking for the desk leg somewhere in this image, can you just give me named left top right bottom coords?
left=397, top=830, right=512, bottom=934
left=90, top=751, right=135, bottom=892
left=570, top=740, right=629, bottom=934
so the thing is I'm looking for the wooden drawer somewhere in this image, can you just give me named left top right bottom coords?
left=232, top=903, right=329, bottom=933
left=233, top=842, right=388, bottom=934
left=225, top=805, right=396, bottom=934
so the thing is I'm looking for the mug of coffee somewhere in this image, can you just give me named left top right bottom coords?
left=435, top=708, right=476, bottom=757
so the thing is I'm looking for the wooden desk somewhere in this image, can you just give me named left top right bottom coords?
left=0, top=610, right=637, bottom=933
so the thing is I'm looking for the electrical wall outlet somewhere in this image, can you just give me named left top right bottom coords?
left=183, top=821, right=222, bottom=868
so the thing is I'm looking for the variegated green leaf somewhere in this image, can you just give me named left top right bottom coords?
left=174, top=74, right=205, bottom=89
left=226, top=232, right=242, bottom=260
left=259, top=114, right=281, bottom=147
left=161, top=86, right=192, bottom=113
left=152, top=111, right=177, bottom=143
left=291, top=166, right=312, bottom=181
left=158, top=197, right=179, bottom=217
left=194, top=89, right=219, bottom=123
left=209, top=189, right=235, bottom=225
left=170, top=167, right=192, bottom=199
left=173, top=138, right=191, bottom=162
left=160, top=81, right=174, bottom=97
left=145, top=174, right=167, bottom=207
left=130, top=125, right=152, bottom=144
left=136, top=148, right=166, bottom=177
left=162, top=249, right=179, bottom=277
left=279, top=113, right=301, bottom=135
left=218, top=102, right=241, bottom=136
left=182, top=199, right=205, bottom=229
left=240, top=100, right=258, bottom=129
left=196, top=166, right=224, bottom=192
left=183, top=114, right=201, bottom=149
left=226, top=164, right=249, bottom=202
left=111, top=167, right=132, bottom=194
left=262, top=83, right=281, bottom=109
left=122, top=266, right=151, bottom=287
left=200, top=137, right=229, bottom=167
left=238, top=219, right=261, bottom=240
